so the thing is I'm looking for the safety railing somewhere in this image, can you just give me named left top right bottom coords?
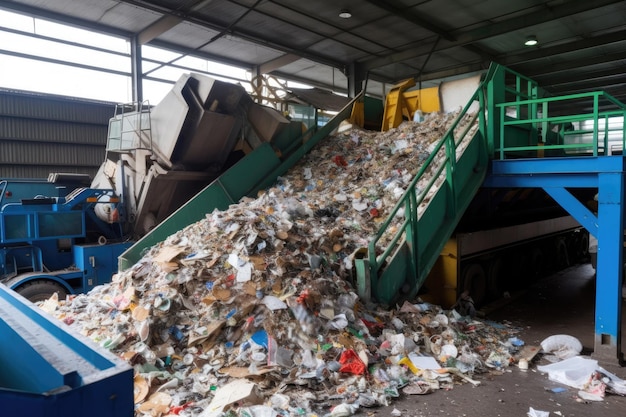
left=363, top=68, right=491, bottom=296
left=107, top=101, right=152, bottom=153
left=495, top=91, right=626, bottom=159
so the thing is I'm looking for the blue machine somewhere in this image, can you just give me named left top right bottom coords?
left=0, top=180, right=132, bottom=302
left=0, top=284, right=133, bottom=416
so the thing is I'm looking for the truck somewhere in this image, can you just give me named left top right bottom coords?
left=0, top=73, right=298, bottom=302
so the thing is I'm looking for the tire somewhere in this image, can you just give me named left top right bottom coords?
left=577, top=232, right=589, bottom=260
left=487, top=257, right=506, bottom=299
left=461, top=263, right=487, bottom=306
left=555, top=238, right=570, bottom=270
left=528, top=247, right=545, bottom=281
left=15, top=280, right=68, bottom=303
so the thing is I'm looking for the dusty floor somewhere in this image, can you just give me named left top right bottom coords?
left=376, top=263, right=626, bottom=417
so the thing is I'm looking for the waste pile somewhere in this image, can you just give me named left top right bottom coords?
left=44, top=111, right=523, bottom=417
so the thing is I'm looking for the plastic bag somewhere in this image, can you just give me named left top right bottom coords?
left=540, top=334, right=582, bottom=360
left=527, top=407, right=549, bottom=417
left=339, top=349, right=366, bottom=375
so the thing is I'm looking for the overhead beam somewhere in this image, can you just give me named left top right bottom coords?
left=148, top=38, right=251, bottom=69
left=258, top=54, right=300, bottom=74
left=514, top=51, right=626, bottom=77
left=117, top=0, right=356, bottom=71
left=362, top=0, right=455, bottom=41
left=535, top=67, right=626, bottom=87
left=137, top=0, right=216, bottom=44
left=362, top=0, right=623, bottom=71
left=137, top=15, right=182, bottom=44
left=547, top=78, right=626, bottom=94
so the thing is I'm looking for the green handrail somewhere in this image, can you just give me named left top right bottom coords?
left=496, top=91, right=626, bottom=159
left=364, top=71, right=490, bottom=287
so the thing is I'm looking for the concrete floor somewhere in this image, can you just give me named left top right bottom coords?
left=378, top=263, right=626, bottom=417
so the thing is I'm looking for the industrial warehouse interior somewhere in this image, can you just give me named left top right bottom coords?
left=0, top=1, right=625, bottom=416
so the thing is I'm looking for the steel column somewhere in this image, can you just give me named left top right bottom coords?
left=130, top=35, right=143, bottom=103
left=593, top=171, right=624, bottom=364
left=347, top=62, right=366, bottom=98
left=486, top=156, right=625, bottom=365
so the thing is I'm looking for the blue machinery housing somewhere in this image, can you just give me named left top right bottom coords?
left=0, top=284, right=133, bottom=416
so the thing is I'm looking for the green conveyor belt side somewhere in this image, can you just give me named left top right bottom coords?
left=118, top=95, right=360, bottom=271
left=354, top=65, right=500, bottom=306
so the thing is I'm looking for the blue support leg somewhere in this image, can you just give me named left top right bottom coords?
left=593, top=172, right=624, bottom=364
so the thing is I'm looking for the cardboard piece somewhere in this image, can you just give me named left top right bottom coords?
left=218, top=366, right=275, bottom=378
left=207, top=380, right=262, bottom=413
left=517, top=345, right=541, bottom=362
left=153, top=245, right=185, bottom=263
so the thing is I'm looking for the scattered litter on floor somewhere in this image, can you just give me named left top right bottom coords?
left=537, top=351, right=626, bottom=402
left=546, top=387, right=567, bottom=394
left=42, top=113, right=529, bottom=417
left=527, top=407, right=549, bottom=417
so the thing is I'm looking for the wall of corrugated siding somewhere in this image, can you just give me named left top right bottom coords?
left=0, top=89, right=116, bottom=179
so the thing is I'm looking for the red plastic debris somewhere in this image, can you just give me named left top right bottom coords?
left=296, top=288, right=310, bottom=304
left=338, top=349, right=366, bottom=374
left=170, top=402, right=194, bottom=415
left=332, top=155, right=348, bottom=167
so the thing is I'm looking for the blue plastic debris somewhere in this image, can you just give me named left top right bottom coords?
left=251, top=329, right=269, bottom=348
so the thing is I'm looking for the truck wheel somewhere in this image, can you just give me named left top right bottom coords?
left=16, top=280, right=68, bottom=303
left=462, top=263, right=486, bottom=306
left=487, top=257, right=506, bottom=299
left=555, top=238, right=570, bottom=269
left=577, top=232, right=589, bottom=260
left=528, top=247, right=545, bottom=280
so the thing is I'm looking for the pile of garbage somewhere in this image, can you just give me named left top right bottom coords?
left=44, top=111, right=523, bottom=417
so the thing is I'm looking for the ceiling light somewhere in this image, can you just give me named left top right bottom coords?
left=524, top=36, right=538, bottom=46
left=339, top=9, right=352, bottom=19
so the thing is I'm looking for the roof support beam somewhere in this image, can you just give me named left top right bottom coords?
left=137, top=15, right=182, bottom=45
left=258, top=54, right=300, bottom=74
left=536, top=67, right=626, bottom=88
left=515, top=51, right=626, bottom=77
left=137, top=0, right=216, bottom=44
left=361, top=0, right=455, bottom=41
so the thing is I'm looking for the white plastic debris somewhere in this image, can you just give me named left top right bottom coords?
left=599, top=366, right=626, bottom=395
left=527, top=407, right=549, bottom=417
left=540, top=334, right=582, bottom=360
left=329, top=403, right=358, bottom=417
left=537, top=356, right=598, bottom=389
left=261, top=295, right=287, bottom=310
